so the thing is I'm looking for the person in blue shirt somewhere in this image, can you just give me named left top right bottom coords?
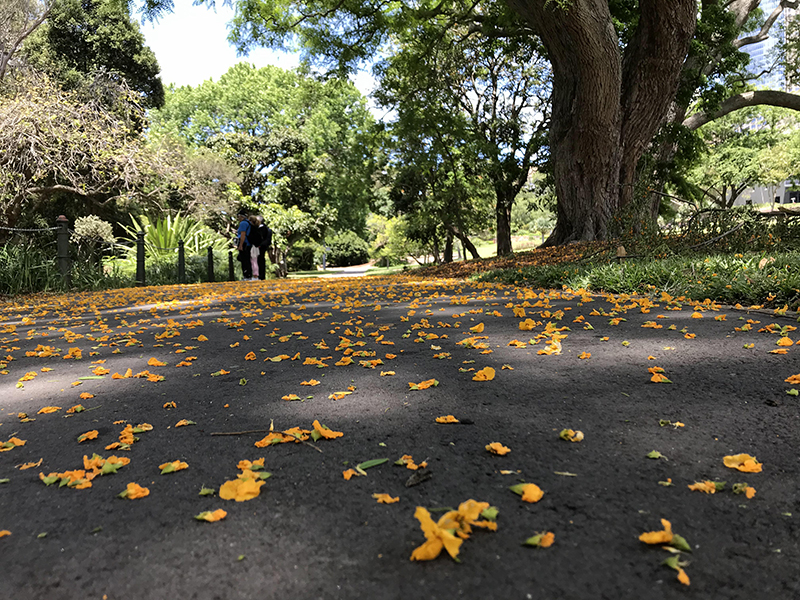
left=235, top=212, right=252, bottom=280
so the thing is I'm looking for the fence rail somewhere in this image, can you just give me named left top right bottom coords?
left=1, top=215, right=239, bottom=289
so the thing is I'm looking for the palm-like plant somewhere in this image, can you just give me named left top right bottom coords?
left=120, top=213, right=229, bottom=257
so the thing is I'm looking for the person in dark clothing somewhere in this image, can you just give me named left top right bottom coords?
left=235, top=212, right=252, bottom=280
left=254, top=215, right=273, bottom=280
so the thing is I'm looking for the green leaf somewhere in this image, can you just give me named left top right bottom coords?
left=480, top=506, right=499, bottom=521
left=160, top=463, right=177, bottom=475
left=199, top=487, right=216, bottom=496
left=237, top=554, right=245, bottom=561
left=78, top=376, right=105, bottom=380
left=0, top=478, right=9, bottom=484
left=257, top=472, right=272, bottom=480
left=356, top=458, right=388, bottom=470
left=646, top=450, right=667, bottom=460
left=669, top=534, right=692, bottom=553
left=41, top=475, right=58, bottom=486
left=658, top=480, right=674, bottom=487
left=91, top=526, right=103, bottom=534
left=310, top=429, right=322, bottom=442
left=37, top=532, right=47, bottom=539
left=239, top=378, right=248, bottom=386
left=508, top=483, right=527, bottom=496
left=117, top=489, right=129, bottom=498
left=662, top=555, right=681, bottom=570
left=658, top=419, right=671, bottom=427
left=787, top=388, right=799, bottom=396
left=713, top=481, right=727, bottom=492
left=100, top=461, right=123, bottom=475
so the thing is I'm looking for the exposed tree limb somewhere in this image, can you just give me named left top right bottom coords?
left=683, top=90, right=800, bottom=129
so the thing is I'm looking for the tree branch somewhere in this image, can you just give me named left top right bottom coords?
left=683, top=90, right=800, bottom=129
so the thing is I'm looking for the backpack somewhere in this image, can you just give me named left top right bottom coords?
left=248, top=224, right=262, bottom=248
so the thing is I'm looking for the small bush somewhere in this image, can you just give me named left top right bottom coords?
left=287, top=241, right=319, bottom=272
left=327, top=231, right=370, bottom=267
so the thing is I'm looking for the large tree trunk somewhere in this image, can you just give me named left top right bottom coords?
left=495, top=194, right=513, bottom=256
left=505, top=0, right=695, bottom=245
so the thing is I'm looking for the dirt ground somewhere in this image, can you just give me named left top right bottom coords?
left=0, top=276, right=798, bottom=600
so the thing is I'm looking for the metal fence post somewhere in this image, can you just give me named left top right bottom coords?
left=207, top=247, right=214, bottom=282
left=228, top=250, right=235, bottom=281
left=56, top=215, right=71, bottom=288
left=177, top=240, right=185, bottom=284
left=136, top=231, right=146, bottom=286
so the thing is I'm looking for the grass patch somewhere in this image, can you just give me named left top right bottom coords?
left=475, top=251, right=800, bottom=309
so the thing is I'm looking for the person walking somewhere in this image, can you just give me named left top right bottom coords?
left=255, top=216, right=273, bottom=280
left=235, top=212, right=252, bottom=280
left=248, top=215, right=260, bottom=280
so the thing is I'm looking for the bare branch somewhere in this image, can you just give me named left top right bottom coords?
left=683, top=89, right=800, bottom=129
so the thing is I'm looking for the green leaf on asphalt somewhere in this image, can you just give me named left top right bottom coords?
left=239, top=378, right=247, bottom=386
left=199, top=487, right=216, bottom=496
left=91, top=527, right=103, bottom=534
left=646, top=450, right=667, bottom=460
left=0, top=478, right=9, bottom=484
left=100, top=461, right=124, bottom=475
left=713, top=481, right=727, bottom=492
left=480, top=506, right=499, bottom=521
left=78, top=376, right=105, bottom=380
left=310, top=430, right=322, bottom=442
left=237, top=555, right=246, bottom=561
left=160, top=463, right=177, bottom=475
left=787, top=389, right=799, bottom=396
left=669, top=533, right=692, bottom=553
left=658, top=480, right=674, bottom=487
left=40, top=475, right=58, bottom=486
left=37, top=532, right=47, bottom=538
left=356, top=458, right=388, bottom=470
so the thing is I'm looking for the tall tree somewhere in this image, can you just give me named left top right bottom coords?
left=151, top=62, right=377, bottom=234
left=376, top=23, right=549, bottom=255
left=215, top=0, right=800, bottom=245
left=22, top=0, right=164, bottom=107
left=0, top=0, right=52, bottom=82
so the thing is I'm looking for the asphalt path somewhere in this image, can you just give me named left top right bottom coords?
left=0, top=276, right=798, bottom=599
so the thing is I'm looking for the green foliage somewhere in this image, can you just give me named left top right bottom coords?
left=23, top=0, right=165, bottom=107
left=150, top=63, right=376, bottom=233
left=326, top=230, right=370, bottom=267
left=106, top=249, right=230, bottom=286
left=0, top=238, right=62, bottom=295
left=119, top=213, right=228, bottom=257
left=476, top=250, right=800, bottom=310
left=286, top=241, right=319, bottom=272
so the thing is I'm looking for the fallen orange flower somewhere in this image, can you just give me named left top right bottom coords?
left=147, top=357, right=166, bottom=367
left=776, top=337, right=793, bottom=347
left=195, top=509, right=227, bottom=522
left=37, top=406, right=61, bottom=414
left=723, top=453, right=762, bottom=473
left=687, top=481, right=717, bottom=494
left=244, top=352, right=257, bottom=361
left=469, top=323, right=485, bottom=333
left=300, top=379, right=320, bottom=386
left=486, top=442, right=510, bottom=456
left=342, top=468, right=359, bottom=480
left=638, top=518, right=673, bottom=544
left=79, top=393, right=94, bottom=400
left=77, top=430, right=99, bottom=443
left=175, top=419, right=195, bottom=427
left=435, top=415, right=460, bottom=424
left=472, top=367, right=495, bottom=382
left=410, top=506, right=463, bottom=561
left=220, top=477, right=264, bottom=502
left=372, top=493, right=399, bottom=504
left=119, top=482, right=149, bottom=499
left=409, top=379, right=439, bottom=390
left=312, top=419, right=344, bottom=439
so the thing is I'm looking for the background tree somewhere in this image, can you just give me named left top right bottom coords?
left=151, top=63, right=377, bottom=236
left=375, top=23, right=549, bottom=256
left=0, top=0, right=51, bottom=82
left=216, top=0, right=800, bottom=246
left=22, top=0, right=165, bottom=107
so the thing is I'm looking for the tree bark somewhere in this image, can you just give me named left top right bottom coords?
left=505, top=0, right=695, bottom=245
left=495, top=192, right=513, bottom=255
left=443, top=229, right=454, bottom=263
left=447, top=224, right=481, bottom=259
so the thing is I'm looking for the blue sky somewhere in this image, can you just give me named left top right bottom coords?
left=140, top=1, right=376, bottom=99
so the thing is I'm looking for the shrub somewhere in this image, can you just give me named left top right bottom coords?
left=326, top=231, right=370, bottom=267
